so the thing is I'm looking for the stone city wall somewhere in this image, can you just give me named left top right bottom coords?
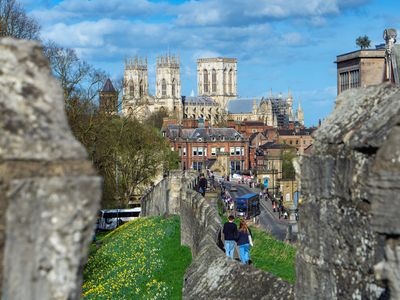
left=0, top=38, right=102, bottom=300
left=142, top=171, right=293, bottom=299
left=296, top=83, right=400, bottom=300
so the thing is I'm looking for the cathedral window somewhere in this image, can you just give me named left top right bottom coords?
left=172, top=79, right=176, bottom=97
left=162, top=79, right=167, bottom=96
left=212, top=69, right=217, bottom=93
left=139, top=80, right=144, bottom=97
left=223, top=68, right=227, bottom=94
left=203, top=69, right=209, bottom=93
left=129, top=81, right=134, bottom=96
left=228, top=69, right=233, bottom=94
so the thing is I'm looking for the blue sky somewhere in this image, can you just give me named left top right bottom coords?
left=21, top=0, right=400, bottom=126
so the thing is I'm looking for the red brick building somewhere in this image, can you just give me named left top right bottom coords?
left=163, top=125, right=249, bottom=173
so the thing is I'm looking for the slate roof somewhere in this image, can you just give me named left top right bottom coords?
left=227, top=98, right=260, bottom=113
left=188, top=128, right=244, bottom=141
left=102, top=78, right=116, bottom=92
left=259, top=142, right=294, bottom=150
left=184, top=96, right=219, bottom=106
left=278, top=128, right=315, bottom=136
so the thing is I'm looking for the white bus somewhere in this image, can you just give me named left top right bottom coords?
left=96, top=208, right=141, bottom=230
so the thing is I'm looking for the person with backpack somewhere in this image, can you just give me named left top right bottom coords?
left=223, top=215, right=238, bottom=259
left=236, top=220, right=253, bottom=264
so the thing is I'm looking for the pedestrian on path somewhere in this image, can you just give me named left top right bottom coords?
left=198, top=173, right=207, bottom=197
left=237, top=220, right=253, bottom=264
left=223, top=215, right=238, bottom=259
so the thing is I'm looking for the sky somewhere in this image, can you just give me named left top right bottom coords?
left=21, top=0, right=400, bottom=126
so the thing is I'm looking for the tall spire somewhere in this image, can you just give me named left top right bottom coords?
left=288, top=87, right=292, bottom=99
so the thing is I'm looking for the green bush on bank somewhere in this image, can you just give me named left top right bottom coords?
left=83, top=216, right=192, bottom=299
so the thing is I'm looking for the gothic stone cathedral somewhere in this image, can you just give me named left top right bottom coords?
left=121, top=55, right=304, bottom=126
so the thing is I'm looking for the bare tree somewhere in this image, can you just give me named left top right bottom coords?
left=0, top=0, right=40, bottom=40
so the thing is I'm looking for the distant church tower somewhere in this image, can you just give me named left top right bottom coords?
left=197, top=57, right=237, bottom=111
left=286, top=89, right=294, bottom=122
left=122, top=56, right=149, bottom=116
left=156, top=54, right=182, bottom=119
left=297, top=99, right=304, bottom=126
left=99, top=78, right=118, bottom=114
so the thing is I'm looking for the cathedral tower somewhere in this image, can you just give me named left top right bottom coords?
left=122, top=56, right=149, bottom=116
left=156, top=54, right=181, bottom=117
left=197, top=57, right=237, bottom=110
left=99, top=78, right=118, bottom=114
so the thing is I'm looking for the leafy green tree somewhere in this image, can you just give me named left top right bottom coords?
left=356, top=35, right=371, bottom=49
left=281, top=150, right=296, bottom=180
left=144, top=110, right=169, bottom=130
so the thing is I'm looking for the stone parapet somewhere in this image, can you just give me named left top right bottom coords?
left=297, top=83, right=400, bottom=299
left=0, top=38, right=102, bottom=300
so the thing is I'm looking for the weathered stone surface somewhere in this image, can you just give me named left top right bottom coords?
left=0, top=38, right=87, bottom=161
left=0, top=38, right=101, bottom=300
left=297, top=84, right=400, bottom=300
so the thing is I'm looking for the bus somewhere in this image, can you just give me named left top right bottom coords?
left=96, top=208, right=141, bottom=230
left=234, top=193, right=261, bottom=219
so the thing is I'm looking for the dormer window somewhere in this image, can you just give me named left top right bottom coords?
left=197, top=138, right=203, bottom=142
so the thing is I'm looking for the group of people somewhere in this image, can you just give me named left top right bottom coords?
left=222, top=215, right=253, bottom=265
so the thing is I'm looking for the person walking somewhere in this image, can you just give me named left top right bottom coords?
left=198, top=173, right=207, bottom=197
left=223, top=215, right=238, bottom=259
left=237, top=220, right=253, bottom=264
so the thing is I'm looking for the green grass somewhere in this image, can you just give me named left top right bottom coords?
left=218, top=195, right=296, bottom=283
left=83, top=215, right=192, bottom=299
left=250, top=227, right=296, bottom=283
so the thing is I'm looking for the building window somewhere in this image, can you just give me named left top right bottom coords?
left=235, top=147, right=241, bottom=155
left=192, top=161, right=203, bottom=171
left=198, top=147, right=203, bottom=156
left=241, top=147, right=244, bottom=155
left=303, top=140, right=306, bottom=145
left=220, top=147, right=225, bottom=153
left=183, top=147, right=186, bottom=156
left=203, top=69, right=209, bottom=93
left=290, top=140, right=293, bottom=145
left=172, top=79, right=176, bottom=97
left=161, top=79, right=167, bottom=96
left=139, top=79, right=144, bottom=97
left=193, top=147, right=197, bottom=156
left=252, top=129, right=257, bottom=133
left=350, top=70, right=360, bottom=88
left=296, top=140, right=299, bottom=145
left=178, top=147, right=182, bottom=156
left=230, top=147, right=235, bottom=155
left=212, top=69, right=217, bottom=93
left=211, top=147, right=216, bottom=156
left=340, top=72, right=350, bottom=92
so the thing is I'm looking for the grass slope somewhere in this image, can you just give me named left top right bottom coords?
left=250, top=227, right=296, bottom=283
left=83, top=216, right=192, bottom=299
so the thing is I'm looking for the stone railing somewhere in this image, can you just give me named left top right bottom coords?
left=0, top=38, right=102, bottom=299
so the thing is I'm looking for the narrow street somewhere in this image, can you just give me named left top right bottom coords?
left=228, top=182, right=289, bottom=241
